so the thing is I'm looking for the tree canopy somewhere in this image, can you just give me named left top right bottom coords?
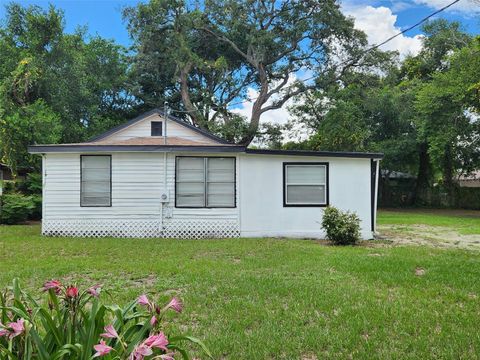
left=0, top=1, right=479, bottom=207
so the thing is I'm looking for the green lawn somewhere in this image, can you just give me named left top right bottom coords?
left=1, top=224, right=480, bottom=359
left=378, top=209, right=480, bottom=235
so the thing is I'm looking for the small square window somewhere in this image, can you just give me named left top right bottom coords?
left=151, top=121, right=163, bottom=136
left=283, top=163, right=328, bottom=207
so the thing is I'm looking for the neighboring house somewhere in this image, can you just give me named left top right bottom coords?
left=0, top=163, right=26, bottom=195
left=0, top=163, right=14, bottom=181
left=29, top=109, right=382, bottom=239
left=457, top=170, right=480, bottom=188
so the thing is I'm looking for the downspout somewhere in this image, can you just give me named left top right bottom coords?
left=42, top=154, right=46, bottom=235
left=161, top=103, right=168, bottom=236
left=373, top=159, right=380, bottom=234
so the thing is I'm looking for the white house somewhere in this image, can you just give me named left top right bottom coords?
left=29, top=109, right=382, bottom=239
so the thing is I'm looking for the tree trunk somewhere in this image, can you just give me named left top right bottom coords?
left=442, top=144, right=455, bottom=206
left=179, top=64, right=208, bottom=130
left=414, top=141, right=431, bottom=206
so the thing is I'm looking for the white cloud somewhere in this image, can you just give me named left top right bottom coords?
left=343, top=5, right=423, bottom=58
left=413, top=0, right=480, bottom=14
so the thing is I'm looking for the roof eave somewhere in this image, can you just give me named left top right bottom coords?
left=245, top=149, right=384, bottom=159
left=28, top=144, right=246, bottom=154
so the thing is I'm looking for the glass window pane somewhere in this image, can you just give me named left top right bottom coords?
left=177, top=158, right=205, bottom=182
left=82, top=156, right=110, bottom=170
left=176, top=194, right=204, bottom=207
left=207, top=183, right=234, bottom=207
left=207, top=158, right=234, bottom=182
left=81, top=156, right=111, bottom=206
left=176, top=182, right=204, bottom=195
left=207, top=194, right=235, bottom=207
left=286, top=165, right=325, bottom=184
left=286, top=185, right=325, bottom=204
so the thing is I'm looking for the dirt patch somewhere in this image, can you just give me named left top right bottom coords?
left=415, top=267, right=426, bottom=276
left=377, top=224, right=480, bottom=250
left=381, top=208, right=480, bottom=218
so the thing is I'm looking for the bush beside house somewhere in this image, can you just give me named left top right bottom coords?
left=0, top=173, right=42, bottom=224
left=322, top=206, right=361, bottom=245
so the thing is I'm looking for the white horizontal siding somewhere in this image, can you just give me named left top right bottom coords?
left=44, top=153, right=163, bottom=220
left=43, top=152, right=240, bottom=226
left=105, top=114, right=219, bottom=144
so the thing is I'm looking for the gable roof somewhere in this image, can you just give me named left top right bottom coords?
left=28, top=108, right=384, bottom=159
left=89, top=108, right=231, bottom=145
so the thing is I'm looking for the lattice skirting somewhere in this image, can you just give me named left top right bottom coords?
left=163, top=219, right=240, bottom=239
left=42, top=219, right=161, bottom=238
left=42, top=219, right=240, bottom=239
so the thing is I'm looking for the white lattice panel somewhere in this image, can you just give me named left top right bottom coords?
left=42, top=219, right=161, bottom=238
left=163, top=219, right=240, bottom=239
left=42, top=218, right=240, bottom=239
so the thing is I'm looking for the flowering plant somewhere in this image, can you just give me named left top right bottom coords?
left=0, top=279, right=210, bottom=359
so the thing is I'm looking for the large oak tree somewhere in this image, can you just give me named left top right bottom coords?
left=124, top=0, right=370, bottom=145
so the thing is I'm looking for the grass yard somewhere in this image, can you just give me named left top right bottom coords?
left=378, top=208, right=480, bottom=235
left=1, top=220, right=480, bottom=359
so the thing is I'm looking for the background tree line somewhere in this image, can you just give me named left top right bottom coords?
left=0, top=1, right=479, bottom=206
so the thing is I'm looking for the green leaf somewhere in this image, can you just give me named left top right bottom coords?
left=170, top=335, right=212, bottom=358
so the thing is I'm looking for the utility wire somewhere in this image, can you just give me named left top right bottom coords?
left=167, top=0, right=462, bottom=114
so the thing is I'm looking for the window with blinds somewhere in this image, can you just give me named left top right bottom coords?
left=81, top=155, right=111, bottom=207
left=284, top=163, right=328, bottom=206
left=176, top=157, right=235, bottom=208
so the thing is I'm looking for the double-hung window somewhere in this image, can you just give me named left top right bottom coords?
left=283, top=163, right=328, bottom=206
left=81, top=155, right=111, bottom=207
left=176, top=157, right=235, bottom=208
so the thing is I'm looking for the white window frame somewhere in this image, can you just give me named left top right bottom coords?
left=175, top=156, right=236, bottom=208
left=283, top=162, right=328, bottom=207
left=80, top=155, right=112, bottom=207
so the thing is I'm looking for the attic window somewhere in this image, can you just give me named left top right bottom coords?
left=151, top=121, right=163, bottom=136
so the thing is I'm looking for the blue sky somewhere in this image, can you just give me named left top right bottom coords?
left=0, top=0, right=478, bottom=51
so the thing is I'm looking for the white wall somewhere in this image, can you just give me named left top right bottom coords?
left=43, top=152, right=373, bottom=239
left=42, top=152, right=239, bottom=238
left=238, top=154, right=373, bottom=239
left=105, top=114, right=219, bottom=144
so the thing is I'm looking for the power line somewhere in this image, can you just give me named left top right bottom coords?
left=167, top=0, right=462, bottom=114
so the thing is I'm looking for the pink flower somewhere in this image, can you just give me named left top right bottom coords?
left=100, top=324, right=119, bottom=339
left=93, top=340, right=113, bottom=357
left=129, top=344, right=153, bottom=360
left=66, top=286, right=79, bottom=298
left=8, top=319, right=25, bottom=339
left=143, top=332, right=169, bottom=351
left=88, top=284, right=102, bottom=297
left=137, top=294, right=150, bottom=307
left=166, top=297, right=182, bottom=313
left=42, top=280, right=62, bottom=294
left=150, top=315, right=157, bottom=326
left=0, top=323, right=8, bottom=337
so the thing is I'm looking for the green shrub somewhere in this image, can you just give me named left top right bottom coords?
left=321, top=206, right=361, bottom=245
left=30, top=194, right=42, bottom=220
left=0, top=279, right=210, bottom=359
left=0, top=193, right=35, bottom=224
left=24, top=173, right=42, bottom=194
left=1, top=180, right=20, bottom=194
